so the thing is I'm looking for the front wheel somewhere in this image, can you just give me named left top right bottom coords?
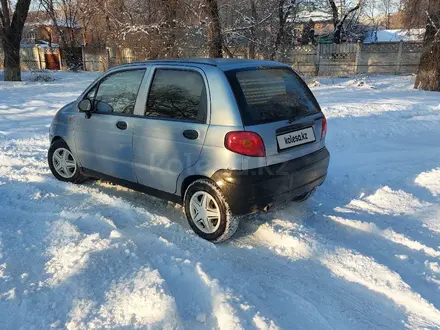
left=48, top=140, right=86, bottom=183
left=184, top=179, right=239, bottom=243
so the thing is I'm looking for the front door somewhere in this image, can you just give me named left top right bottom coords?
left=74, top=69, right=146, bottom=182
left=133, top=67, right=209, bottom=193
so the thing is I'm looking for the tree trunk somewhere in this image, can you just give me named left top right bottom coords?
left=1, top=0, right=32, bottom=81
left=328, top=0, right=340, bottom=29
left=204, top=0, right=223, bottom=58
left=270, top=0, right=286, bottom=60
left=329, top=0, right=361, bottom=44
left=2, top=38, right=21, bottom=81
left=248, top=0, right=257, bottom=59
left=163, top=0, right=178, bottom=58
left=414, top=12, right=440, bottom=91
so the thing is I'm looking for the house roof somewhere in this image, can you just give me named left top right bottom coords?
left=364, top=29, right=425, bottom=43
left=297, top=10, right=334, bottom=23
left=20, top=40, right=60, bottom=48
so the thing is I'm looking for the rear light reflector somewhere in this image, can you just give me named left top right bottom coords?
left=225, top=131, right=266, bottom=157
left=321, top=115, right=327, bottom=140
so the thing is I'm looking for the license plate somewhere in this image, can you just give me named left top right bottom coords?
left=277, top=127, right=316, bottom=150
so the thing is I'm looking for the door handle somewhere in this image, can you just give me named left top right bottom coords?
left=183, top=129, right=199, bottom=140
left=116, top=121, right=127, bottom=130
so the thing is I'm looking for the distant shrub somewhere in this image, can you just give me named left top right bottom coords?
left=29, top=70, right=55, bottom=82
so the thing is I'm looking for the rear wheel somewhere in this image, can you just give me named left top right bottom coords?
left=48, top=140, right=86, bottom=183
left=184, top=179, right=239, bottom=243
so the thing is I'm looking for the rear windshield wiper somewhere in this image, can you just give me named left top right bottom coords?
left=288, top=113, right=309, bottom=123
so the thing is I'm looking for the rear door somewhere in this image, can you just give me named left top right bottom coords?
left=133, top=66, right=209, bottom=194
left=225, top=67, right=325, bottom=166
left=74, top=68, right=147, bottom=181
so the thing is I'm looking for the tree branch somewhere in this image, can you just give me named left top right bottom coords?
left=223, top=10, right=276, bottom=33
left=328, top=0, right=339, bottom=26
left=0, top=7, right=6, bottom=34
left=1, top=0, right=10, bottom=28
left=339, top=0, right=362, bottom=27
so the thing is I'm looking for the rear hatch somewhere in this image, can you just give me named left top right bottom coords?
left=225, top=66, right=326, bottom=166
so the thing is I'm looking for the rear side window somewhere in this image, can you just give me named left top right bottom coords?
left=92, top=69, right=145, bottom=115
left=145, top=69, right=207, bottom=122
left=225, top=67, right=320, bottom=125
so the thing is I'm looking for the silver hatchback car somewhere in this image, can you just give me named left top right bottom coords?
left=48, top=59, right=330, bottom=242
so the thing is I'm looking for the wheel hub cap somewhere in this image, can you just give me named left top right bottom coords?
left=52, top=148, right=76, bottom=179
left=189, top=191, right=221, bottom=234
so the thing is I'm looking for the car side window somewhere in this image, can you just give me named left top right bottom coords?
left=145, top=69, right=207, bottom=122
left=92, top=69, right=145, bottom=115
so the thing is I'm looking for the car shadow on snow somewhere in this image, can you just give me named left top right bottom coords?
left=230, top=107, right=440, bottom=321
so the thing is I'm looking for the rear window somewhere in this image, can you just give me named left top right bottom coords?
left=225, top=67, right=320, bottom=125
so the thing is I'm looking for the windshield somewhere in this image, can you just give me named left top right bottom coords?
left=225, top=67, right=321, bottom=126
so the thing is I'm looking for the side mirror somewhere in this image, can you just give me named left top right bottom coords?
left=78, top=99, right=92, bottom=118
left=78, top=99, right=92, bottom=112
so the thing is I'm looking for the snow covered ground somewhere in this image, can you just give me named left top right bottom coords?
left=0, top=71, right=439, bottom=329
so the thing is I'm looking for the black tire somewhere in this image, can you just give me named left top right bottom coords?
left=48, top=139, right=86, bottom=183
left=292, top=188, right=316, bottom=203
left=183, top=179, right=239, bottom=243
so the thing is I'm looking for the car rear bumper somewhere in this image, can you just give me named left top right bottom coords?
left=211, top=147, right=330, bottom=215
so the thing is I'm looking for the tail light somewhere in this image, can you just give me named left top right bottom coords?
left=225, top=131, right=265, bottom=157
left=321, top=115, right=327, bottom=140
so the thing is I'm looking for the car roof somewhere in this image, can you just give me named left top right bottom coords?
left=117, top=58, right=288, bottom=71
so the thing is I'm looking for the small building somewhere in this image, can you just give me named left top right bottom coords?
left=18, top=41, right=62, bottom=71
left=22, top=11, right=82, bottom=47
left=297, top=10, right=334, bottom=36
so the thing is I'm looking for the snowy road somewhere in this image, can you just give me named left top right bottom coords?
left=0, top=72, right=439, bottom=329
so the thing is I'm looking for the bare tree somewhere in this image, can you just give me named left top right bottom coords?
left=39, top=0, right=80, bottom=48
left=379, top=0, right=397, bottom=28
left=363, top=0, right=378, bottom=25
left=220, top=0, right=300, bottom=60
left=86, top=0, right=198, bottom=59
left=248, top=0, right=257, bottom=58
left=162, top=0, right=178, bottom=58
left=77, top=0, right=101, bottom=47
left=39, top=0, right=84, bottom=69
left=203, top=0, right=222, bottom=57
left=404, top=0, right=440, bottom=91
left=270, top=0, right=297, bottom=60
left=0, top=0, right=32, bottom=81
left=327, top=0, right=362, bottom=43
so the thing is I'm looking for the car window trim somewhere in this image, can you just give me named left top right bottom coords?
left=142, top=66, right=210, bottom=124
left=78, top=67, right=148, bottom=117
left=224, top=66, right=321, bottom=126
left=82, top=111, right=210, bottom=123
left=94, top=68, right=147, bottom=116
